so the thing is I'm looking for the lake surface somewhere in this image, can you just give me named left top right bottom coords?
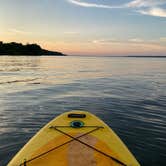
left=0, top=56, right=166, bottom=166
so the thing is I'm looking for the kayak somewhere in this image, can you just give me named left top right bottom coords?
left=8, top=110, right=140, bottom=166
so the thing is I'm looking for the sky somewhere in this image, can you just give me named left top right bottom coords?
left=0, top=0, right=166, bottom=56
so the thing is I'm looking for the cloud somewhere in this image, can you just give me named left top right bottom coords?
left=8, top=28, right=31, bottom=35
left=67, top=0, right=166, bottom=9
left=67, top=0, right=166, bottom=18
left=64, top=31, right=79, bottom=35
left=92, top=39, right=118, bottom=44
left=128, top=38, right=144, bottom=42
left=90, top=37, right=166, bottom=56
left=126, top=0, right=166, bottom=8
left=126, top=0, right=166, bottom=17
left=92, top=38, right=145, bottom=44
left=67, top=0, right=123, bottom=9
left=92, top=38, right=166, bottom=45
left=139, top=7, right=166, bottom=17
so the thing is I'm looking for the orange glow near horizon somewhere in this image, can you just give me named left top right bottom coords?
left=41, top=41, right=166, bottom=56
left=1, top=34, right=166, bottom=56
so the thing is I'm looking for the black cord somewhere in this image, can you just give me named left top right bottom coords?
left=53, top=127, right=127, bottom=166
left=19, top=126, right=102, bottom=166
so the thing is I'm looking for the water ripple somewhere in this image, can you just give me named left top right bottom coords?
left=0, top=56, right=166, bottom=166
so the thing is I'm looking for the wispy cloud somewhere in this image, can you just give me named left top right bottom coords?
left=127, top=0, right=166, bottom=17
left=67, top=0, right=166, bottom=18
left=126, top=0, right=166, bottom=8
left=92, top=37, right=166, bottom=45
left=128, top=38, right=144, bottom=42
left=92, top=38, right=145, bottom=44
left=92, top=38, right=145, bottom=45
left=92, top=39, right=118, bottom=44
left=90, top=37, right=166, bottom=55
left=64, top=31, right=79, bottom=35
left=8, top=28, right=32, bottom=35
left=67, top=0, right=123, bottom=9
left=138, top=7, right=166, bottom=17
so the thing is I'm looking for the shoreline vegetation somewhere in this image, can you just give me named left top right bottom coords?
left=0, top=41, right=65, bottom=56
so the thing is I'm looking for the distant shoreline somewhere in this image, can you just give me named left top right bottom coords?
left=69, top=55, right=166, bottom=58
left=0, top=42, right=66, bottom=56
left=125, top=55, right=166, bottom=58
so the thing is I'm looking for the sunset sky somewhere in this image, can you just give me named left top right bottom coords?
left=1, top=0, right=166, bottom=56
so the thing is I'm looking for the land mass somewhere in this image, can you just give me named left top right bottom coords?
left=0, top=41, right=65, bottom=56
left=126, top=55, right=166, bottom=58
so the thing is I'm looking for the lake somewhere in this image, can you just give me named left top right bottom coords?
left=0, top=56, right=166, bottom=166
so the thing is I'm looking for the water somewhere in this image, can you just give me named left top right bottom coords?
left=0, top=56, right=166, bottom=166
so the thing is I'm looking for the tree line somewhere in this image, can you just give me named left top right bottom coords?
left=0, top=42, right=64, bottom=55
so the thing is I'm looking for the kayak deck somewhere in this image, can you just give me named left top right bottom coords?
left=8, top=111, right=140, bottom=166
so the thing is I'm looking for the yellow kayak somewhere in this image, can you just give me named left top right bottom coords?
left=8, top=110, right=140, bottom=166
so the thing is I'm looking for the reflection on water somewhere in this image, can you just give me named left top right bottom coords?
left=0, top=56, right=166, bottom=166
